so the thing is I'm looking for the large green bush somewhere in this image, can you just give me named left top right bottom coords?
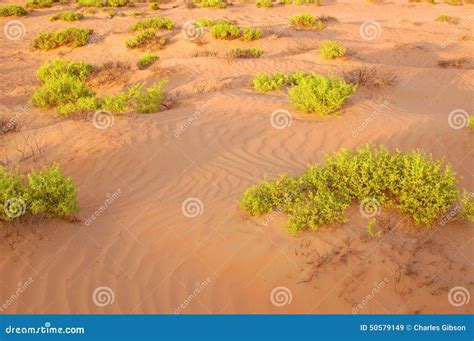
left=211, top=22, right=241, bottom=39
left=26, top=165, right=79, bottom=218
left=31, top=28, right=93, bottom=50
left=288, top=74, right=356, bottom=115
left=241, top=146, right=461, bottom=234
left=0, top=5, right=28, bottom=16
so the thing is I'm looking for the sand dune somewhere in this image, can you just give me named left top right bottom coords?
left=0, top=0, right=473, bottom=314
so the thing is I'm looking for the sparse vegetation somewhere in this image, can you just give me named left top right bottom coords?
left=196, top=0, right=227, bottom=8
left=289, top=74, right=356, bottom=115
left=240, top=146, right=461, bottom=234
left=343, top=67, right=397, bottom=88
left=138, top=53, right=158, bottom=68
left=319, top=40, right=347, bottom=59
left=210, top=22, right=241, bottom=39
left=125, top=29, right=168, bottom=49
left=229, top=47, right=263, bottom=58
left=131, top=16, right=174, bottom=31
left=252, top=72, right=292, bottom=92
left=26, top=0, right=57, bottom=8
left=256, top=0, right=273, bottom=7
left=149, top=2, right=160, bottom=9
left=461, top=191, right=474, bottom=222
left=367, top=218, right=381, bottom=238
left=289, top=13, right=324, bottom=30
left=242, top=27, right=262, bottom=41
left=0, top=5, right=27, bottom=16
left=437, top=57, right=468, bottom=69
left=0, top=165, right=79, bottom=221
left=436, top=14, right=456, bottom=23
left=76, top=0, right=129, bottom=6
left=31, top=28, right=93, bottom=50
left=49, top=11, right=83, bottom=21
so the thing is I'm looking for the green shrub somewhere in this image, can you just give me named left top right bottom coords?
left=26, top=164, right=79, bottom=218
left=241, top=146, right=460, bottom=234
left=320, top=40, right=347, bottom=59
left=229, top=47, right=263, bottom=58
left=469, top=117, right=474, bottom=129
left=461, top=191, right=474, bottom=222
left=57, top=97, right=100, bottom=116
left=26, top=0, right=57, bottom=8
left=131, top=16, right=174, bottom=31
left=252, top=72, right=289, bottom=92
left=125, top=29, right=168, bottom=49
left=31, top=28, right=93, bottom=50
left=0, top=5, right=28, bottom=16
left=76, top=0, right=106, bottom=7
left=31, top=59, right=94, bottom=109
left=49, top=11, right=83, bottom=21
left=242, top=27, right=262, bottom=41
left=0, top=167, right=28, bottom=221
left=367, top=218, right=381, bottom=238
left=288, top=74, right=356, bottom=115
left=210, top=22, right=241, bottom=39
left=138, top=53, right=158, bottom=68
left=436, top=14, right=456, bottom=23
left=289, top=13, right=324, bottom=30
left=197, top=0, right=227, bottom=8
left=256, top=0, right=273, bottom=7
left=149, top=2, right=160, bottom=9
left=107, top=0, right=128, bottom=6
left=195, top=18, right=225, bottom=27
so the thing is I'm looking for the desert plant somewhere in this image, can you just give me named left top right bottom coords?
left=461, top=191, right=474, bottom=221
left=138, top=53, right=158, bottom=68
left=289, top=13, right=324, bottom=30
left=26, top=164, right=79, bottom=218
left=76, top=0, right=106, bottom=6
left=131, top=16, right=174, bottom=30
left=367, top=218, right=381, bottom=238
left=256, top=0, right=273, bottom=7
left=31, top=27, right=93, bottom=50
left=229, top=47, right=264, bottom=58
left=149, top=1, right=160, bottom=9
left=252, top=72, right=290, bottom=92
left=343, top=67, right=397, bottom=88
left=242, top=27, right=262, bottom=41
left=49, top=11, right=83, bottom=21
left=320, top=40, right=347, bottom=59
left=0, top=5, right=28, bottom=16
left=26, top=0, right=57, bottom=8
left=211, top=22, right=241, bottom=39
left=437, top=14, right=456, bottom=23
left=437, top=57, right=467, bottom=68
left=125, top=29, right=168, bottom=48
left=197, top=0, right=227, bottom=7
left=0, top=167, right=28, bottom=221
left=288, top=74, right=356, bottom=115
left=241, top=146, right=460, bottom=234
left=107, top=0, right=129, bottom=6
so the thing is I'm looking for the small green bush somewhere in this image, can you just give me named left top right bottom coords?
left=367, top=218, right=381, bottom=238
left=125, top=29, right=168, bottom=49
left=57, top=97, right=100, bottom=116
left=197, top=0, right=227, bottom=8
left=289, top=13, right=324, bottom=30
left=256, top=0, right=273, bottom=7
left=320, top=40, right=347, bottom=59
left=469, top=117, right=474, bottom=129
left=26, top=0, right=57, bottom=8
left=242, top=28, right=262, bottom=41
left=107, top=0, right=128, bottom=6
left=195, top=18, right=226, bottom=27
left=436, top=14, right=456, bottom=23
left=461, top=191, right=474, bottom=222
left=131, top=16, right=174, bottom=31
left=288, top=74, right=356, bottom=115
left=31, top=28, right=93, bottom=50
left=0, top=5, right=28, bottom=16
left=138, top=53, right=158, bottom=68
left=76, top=0, right=106, bottom=7
left=211, top=22, right=241, bottom=39
left=26, top=165, right=79, bottom=218
left=229, top=47, right=263, bottom=59
left=49, top=11, right=83, bottom=21
left=149, top=2, right=160, bottom=9
left=241, top=146, right=461, bottom=234
left=252, top=72, right=290, bottom=92
left=0, top=167, right=28, bottom=221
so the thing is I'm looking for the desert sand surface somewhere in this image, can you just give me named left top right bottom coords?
left=0, top=0, right=473, bottom=314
